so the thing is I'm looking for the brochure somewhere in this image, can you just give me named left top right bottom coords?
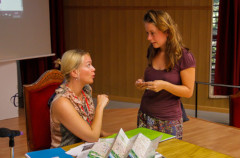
left=86, top=128, right=162, bottom=158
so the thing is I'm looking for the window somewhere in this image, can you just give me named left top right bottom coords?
left=209, top=0, right=227, bottom=98
left=211, top=0, right=219, bottom=83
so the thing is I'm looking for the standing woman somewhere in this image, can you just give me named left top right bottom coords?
left=50, top=49, right=109, bottom=148
left=135, top=10, right=196, bottom=139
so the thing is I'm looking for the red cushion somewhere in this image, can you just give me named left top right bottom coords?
left=28, top=83, right=60, bottom=151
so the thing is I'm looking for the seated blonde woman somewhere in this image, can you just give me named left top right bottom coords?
left=50, top=49, right=109, bottom=148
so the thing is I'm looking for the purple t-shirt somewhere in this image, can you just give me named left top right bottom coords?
left=140, top=49, right=196, bottom=120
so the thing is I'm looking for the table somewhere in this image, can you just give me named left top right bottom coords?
left=62, top=138, right=232, bottom=158
left=157, top=139, right=231, bottom=158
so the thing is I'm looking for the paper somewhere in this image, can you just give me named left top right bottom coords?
left=67, top=128, right=165, bottom=158
left=87, top=138, right=114, bottom=157
left=108, top=129, right=131, bottom=157
left=87, top=128, right=162, bottom=158
left=66, top=142, right=94, bottom=157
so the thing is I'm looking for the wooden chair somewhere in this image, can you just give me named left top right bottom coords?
left=23, top=69, right=64, bottom=151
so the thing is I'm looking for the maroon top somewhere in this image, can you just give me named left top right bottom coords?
left=140, top=49, right=196, bottom=120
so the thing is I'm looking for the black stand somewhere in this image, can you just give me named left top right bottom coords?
left=0, top=128, right=22, bottom=158
left=9, top=136, right=15, bottom=158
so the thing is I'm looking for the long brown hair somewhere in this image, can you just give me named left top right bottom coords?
left=144, top=10, right=186, bottom=71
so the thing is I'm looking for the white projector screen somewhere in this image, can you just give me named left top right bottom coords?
left=0, top=0, right=54, bottom=62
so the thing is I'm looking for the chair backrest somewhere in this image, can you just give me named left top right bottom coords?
left=23, top=69, right=64, bottom=151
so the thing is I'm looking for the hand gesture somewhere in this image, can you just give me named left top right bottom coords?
left=135, top=79, right=147, bottom=90
left=145, top=80, right=165, bottom=92
left=97, top=94, right=109, bottom=109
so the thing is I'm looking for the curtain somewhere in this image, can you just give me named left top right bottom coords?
left=50, top=0, right=65, bottom=60
left=20, top=0, right=65, bottom=85
left=214, top=0, right=240, bottom=95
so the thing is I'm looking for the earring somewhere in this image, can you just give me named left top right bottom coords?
left=77, top=72, right=80, bottom=80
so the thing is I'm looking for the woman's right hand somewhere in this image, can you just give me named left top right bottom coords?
left=135, top=79, right=147, bottom=90
left=96, top=94, right=109, bottom=109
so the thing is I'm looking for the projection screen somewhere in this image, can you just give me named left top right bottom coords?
left=0, top=0, right=54, bottom=62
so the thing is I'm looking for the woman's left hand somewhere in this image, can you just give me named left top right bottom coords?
left=145, top=80, right=166, bottom=92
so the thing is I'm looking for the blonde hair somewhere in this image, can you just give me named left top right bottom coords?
left=144, top=10, right=185, bottom=71
left=60, top=49, right=89, bottom=81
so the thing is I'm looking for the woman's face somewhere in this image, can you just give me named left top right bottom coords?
left=77, top=54, right=95, bottom=84
left=144, top=22, right=168, bottom=50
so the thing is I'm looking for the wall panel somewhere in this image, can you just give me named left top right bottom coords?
left=63, top=0, right=228, bottom=112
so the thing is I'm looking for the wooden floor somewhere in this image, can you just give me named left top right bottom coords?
left=0, top=108, right=240, bottom=158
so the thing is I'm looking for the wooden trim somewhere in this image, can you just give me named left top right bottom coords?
left=92, top=94, right=229, bottom=113
left=183, top=103, right=229, bottom=113
left=65, top=6, right=212, bottom=10
left=23, top=69, right=64, bottom=92
left=23, top=88, right=32, bottom=151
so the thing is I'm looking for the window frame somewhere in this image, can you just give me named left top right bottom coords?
left=208, top=0, right=228, bottom=98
